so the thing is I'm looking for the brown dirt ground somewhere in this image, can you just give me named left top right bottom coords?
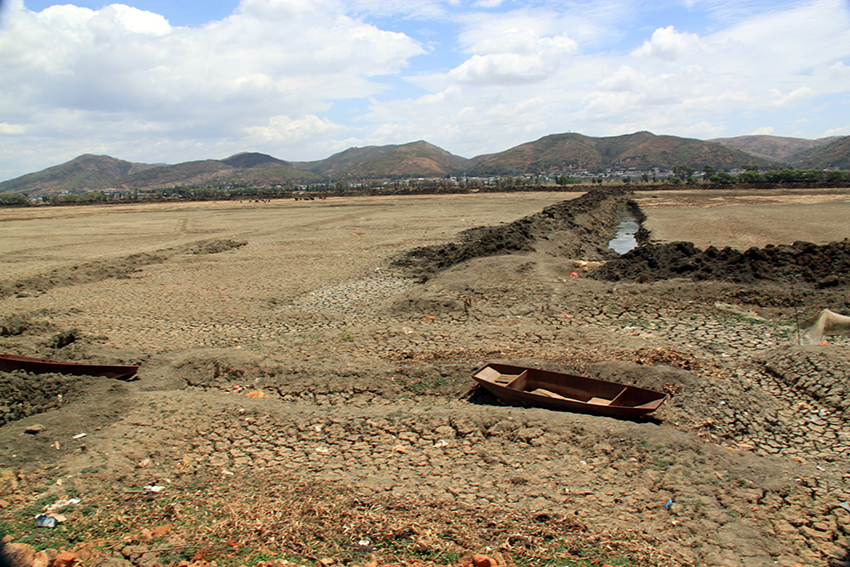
left=1, top=188, right=850, bottom=567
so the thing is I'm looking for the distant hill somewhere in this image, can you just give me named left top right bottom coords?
left=4, top=131, right=847, bottom=197
left=219, top=152, right=293, bottom=169
left=0, top=152, right=321, bottom=197
left=0, top=154, right=163, bottom=197
left=786, top=136, right=850, bottom=169
left=468, top=131, right=774, bottom=176
left=114, top=152, right=321, bottom=191
left=710, top=135, right=829, bottom=162
left=296, top=141, right=470, bottom=179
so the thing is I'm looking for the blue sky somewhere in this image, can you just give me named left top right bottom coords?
left=1, top=0, right=849, bottom=180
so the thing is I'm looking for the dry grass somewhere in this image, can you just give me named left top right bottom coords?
left=2, top=468, right=690, bottom=567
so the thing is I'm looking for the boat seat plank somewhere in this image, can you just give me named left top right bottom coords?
left=586, top=397, right=613, bottom=406
left=494, top=374, right=521, bottom=384
left=609, top=388, right=629, bottom=406
left=506, top=370, right=529, bottom=391
left=474, top=367, right=502, bottom=382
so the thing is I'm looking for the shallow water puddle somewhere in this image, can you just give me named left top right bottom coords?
left=609, top=212, right=639, bottom=254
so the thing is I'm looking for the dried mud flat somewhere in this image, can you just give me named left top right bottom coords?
left=1, top=188, right=850, bottom=567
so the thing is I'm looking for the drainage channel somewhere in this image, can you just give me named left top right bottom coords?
left=609, top=212, right=640, bottom=254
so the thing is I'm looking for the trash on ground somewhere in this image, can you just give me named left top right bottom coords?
left=35, top=514, right=56, bottom=528
left=46, top=498, right=80, bottom=513
left=798, top=308, right=850, bottom=345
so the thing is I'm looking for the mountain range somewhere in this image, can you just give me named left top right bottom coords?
left=2, top=131, right=846, bottom=198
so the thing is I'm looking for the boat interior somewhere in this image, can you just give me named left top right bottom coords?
left=474, top=364, right=664, bottom=409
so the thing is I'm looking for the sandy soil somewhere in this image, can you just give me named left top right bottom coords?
left=1, top=188, right=850, bottom=567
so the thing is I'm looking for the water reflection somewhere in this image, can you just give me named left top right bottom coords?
left=609, top=213, right=639, bottom=254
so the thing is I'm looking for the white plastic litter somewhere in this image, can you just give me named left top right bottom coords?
left=799, top=309, right=850, bottom=345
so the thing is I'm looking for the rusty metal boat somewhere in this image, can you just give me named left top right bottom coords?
left=0, top=354, right=138, bottom=380
left=472, top=362, right=668, bottom=419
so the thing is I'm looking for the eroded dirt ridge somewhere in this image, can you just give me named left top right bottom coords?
left=390, top=187, right=630, bottom=279
left=0, top=239, right=246, bottom=299
left=594, top=238, right=850, bottom=289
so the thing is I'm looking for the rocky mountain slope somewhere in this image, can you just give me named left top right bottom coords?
left=5, top=131, right=849, bottom=197
left=468, top=131, right=774, bottom=175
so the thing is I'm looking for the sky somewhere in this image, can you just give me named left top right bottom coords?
left=0, top=0, right=849, bottom=181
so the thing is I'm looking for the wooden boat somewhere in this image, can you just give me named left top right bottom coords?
left=0, top=354, right=138, bottom=380
left=472, top=362, right=668, bottom=419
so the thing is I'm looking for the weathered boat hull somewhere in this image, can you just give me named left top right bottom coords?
left=472, top=362, right=668, bottom=419
left=0, top=354, right=138, bottom=380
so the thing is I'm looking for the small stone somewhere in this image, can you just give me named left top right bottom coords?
left=817, top=275, right=840, bottom=288
left=3, top=542, right=36, bottom=567
left=32, top=548, right=58, bottom=567
left=24, top=424, right=45, bottom=435
left=151, top=524, right=172, bottom=538
left=0, top=470, right=18, bottom=496
left=472, top=554, right=496, bottom=567
left=52, top=550, right=78, bottom=567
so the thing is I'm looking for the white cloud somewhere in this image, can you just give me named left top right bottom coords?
left=468, top=28, right=577, bottom=57
left=447, top=27, right=577, bottom=85
left=245, top=114, right=346, bottom=144
left=0, top=123, right=25, bottom=135
left=597, top=66, right=645, bottom=92
left=753, top=127, right=775, bottom=135
left=0, top=0, right=423, bottom=173
left=631, top=25, right=705, bottom=61
left=101, top=4, right=171, bottom=35
left=448, top=53, right=548, bottom=85
left=772, top=87, right=817, bottom=108
left=1, top=0, right=849, bottom=181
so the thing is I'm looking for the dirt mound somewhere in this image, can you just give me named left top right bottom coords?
left=592, top=239, right=850, bottom=285
left=0, top=239, right=247, bottom=299
left=0, top=312, right=52, bottom=338
left=0, top=253, right=166, bottom=299
left=391, top=188, right=629, bottom=279
left=0, top=371, right=89, bottom=426
left=182, top=239, right=247, bottom=255
left=171, top=350, right=473, bottom=402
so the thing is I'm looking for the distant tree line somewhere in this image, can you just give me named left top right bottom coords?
left=1, top=166, right=848, bottom=207
left=659, top=165, right=850, bottom=186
